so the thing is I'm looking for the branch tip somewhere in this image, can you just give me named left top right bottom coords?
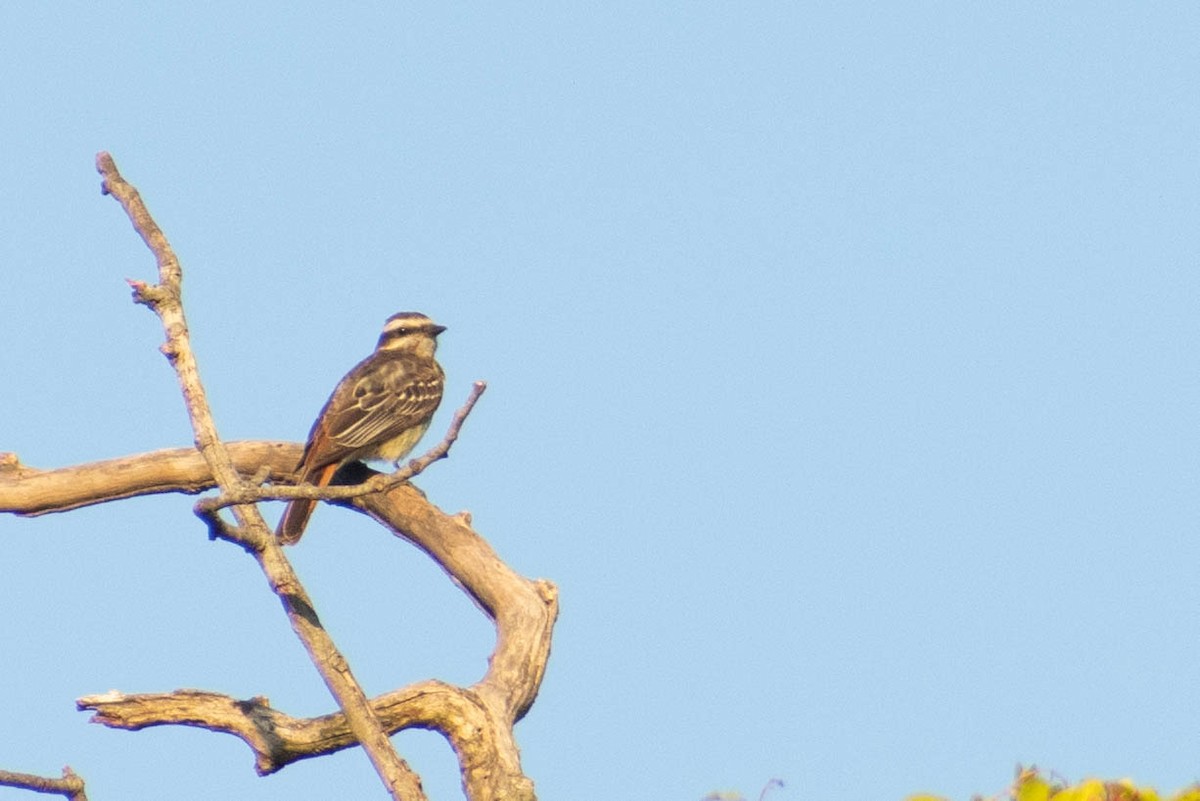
left=0, top=766, right=88, bottom=801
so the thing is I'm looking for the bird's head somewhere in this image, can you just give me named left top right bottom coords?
left=376, top=312, right=446, bottom=358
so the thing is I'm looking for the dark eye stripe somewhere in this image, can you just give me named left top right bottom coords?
left=380, top=328, right=412, bottom=343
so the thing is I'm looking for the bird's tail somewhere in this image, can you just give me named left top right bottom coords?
left=276, top=463, right=338, bottom=545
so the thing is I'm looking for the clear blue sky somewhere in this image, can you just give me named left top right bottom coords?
left=2, top=4, right=1198, bottom=800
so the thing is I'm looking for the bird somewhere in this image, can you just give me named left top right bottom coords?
left=275, top=311, right=446, bottom=545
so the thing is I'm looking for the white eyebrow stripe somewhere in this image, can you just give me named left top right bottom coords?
left=382, top=314, right=432, bottom=333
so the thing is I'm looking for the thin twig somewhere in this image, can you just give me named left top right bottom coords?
left=195, top=380, right=486, bottom=515
left=758, top=779, right=785, bottom=801
left=0, top=767, right=88, bottom=801
left=95, top=152, right=427, bottom=801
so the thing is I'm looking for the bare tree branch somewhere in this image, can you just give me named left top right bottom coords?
left=2, top=155, right=553, bottom=801
left=5, top=442, right=556, bottom=800
left=75, top=682, right=524, bottom=793
left=95, top=152, right=428, bottom=801
left=0, top=442, right=296, bottom=517
left=0, top=768, right=88, bottom=801
left=359, top=487, right=558, bottom=725
left=0, top=382, right=485, bottom=519
left=5, top=440, right=556, bottom=800
left=194, top=380, right=488, bottom=515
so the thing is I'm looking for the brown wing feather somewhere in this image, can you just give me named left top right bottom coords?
left=308, top=351, right=444, bottom=467
left=276, top=350, right=443, bottom=546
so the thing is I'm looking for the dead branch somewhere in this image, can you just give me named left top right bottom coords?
left=2, top=445, right=558, bottom=692
left=0, top=442, right=296, bottom=517
left=194, top=380, right=488, bottom=515
left=95, top=152, right=426, bottom=801
left=3, top=154, right=553, bottom=801
left=0, top=374, right=481, bottom=518
left=3, top=443, right=556, bottom=801
left=7, top=442, right=556, bottom=800
left=5, top=440, right=556, bottom=800
left=75, top=681, right=529, bottom=798
left=0, top=768, right=88, bottom=801
left=360, top=487, right=558, bottom=724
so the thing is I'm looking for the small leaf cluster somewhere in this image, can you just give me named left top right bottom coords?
left=905, top=766, right=1200, bottom=801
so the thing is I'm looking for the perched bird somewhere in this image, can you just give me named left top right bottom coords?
left=276, top=311, right=446, bottom=545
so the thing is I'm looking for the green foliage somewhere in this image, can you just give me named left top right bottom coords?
left=905, top=766, right=1200, bottom=801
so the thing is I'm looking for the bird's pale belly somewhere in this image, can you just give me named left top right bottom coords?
left=371, top=421, right=432, bottom=463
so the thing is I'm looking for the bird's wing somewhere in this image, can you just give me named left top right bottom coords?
left=299, top=353, right=444, bottom=472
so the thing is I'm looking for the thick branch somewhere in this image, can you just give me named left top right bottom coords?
left=0, top=442, right=296, bottom=516
left=360, top=487, right=558, bottom=724
left=76, top=683, right=527, bottom=796
left=0, top=380, right=480, bottom=516
left=95, top=152, right=427, bottom=801
left=6, top=442, right=556, bottom=801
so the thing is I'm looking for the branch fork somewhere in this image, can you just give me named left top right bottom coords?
left=0, top=154, right=554, bottom=801
left=193, top=380, right=487, bottom=524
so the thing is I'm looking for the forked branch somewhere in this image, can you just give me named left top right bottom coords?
left=3, top=448, right=556, bottom=801
left=194, top=380, right=487, bottom=516
left=95, top=152, right=427, bottom=801
left=1, top=155, right=553, bottom=801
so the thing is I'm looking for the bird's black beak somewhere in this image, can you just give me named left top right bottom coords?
left=432, top=324, right=448, bottom=336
